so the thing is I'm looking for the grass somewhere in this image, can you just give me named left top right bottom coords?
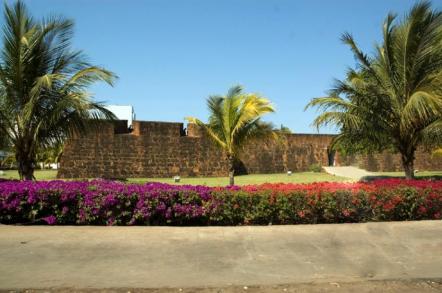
left=1, top=169, right=441, bottom=186
left=0, top=169, right=347, bottom=186
left=0, top=169, right=58, bottom=180
left=128, top=172, right=347, bottom=186
left=372, top=171, right=442, bottom=179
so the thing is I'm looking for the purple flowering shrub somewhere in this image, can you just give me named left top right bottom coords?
left=0, top=180, right=218, bottom=225
left=0, top=179, right=441, bottom=225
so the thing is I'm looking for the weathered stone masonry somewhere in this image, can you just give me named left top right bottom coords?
left=57, top=120, right=442, bottom=178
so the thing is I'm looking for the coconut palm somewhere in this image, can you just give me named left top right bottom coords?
left=306, top=1, right=442, bottom=179
left=35, top=142, right=63, bottom=169
left=0, top=1, right=116, bottom=180
left=186, top=85, right=276, bottom=185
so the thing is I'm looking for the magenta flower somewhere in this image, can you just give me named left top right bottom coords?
left=42, top=215, right=57, bottom=225
left=0, top=179, right=440, bottom=226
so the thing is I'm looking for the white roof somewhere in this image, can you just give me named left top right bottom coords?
left=105, top=105, right=136, bottom=127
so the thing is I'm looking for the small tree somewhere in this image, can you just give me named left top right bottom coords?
left=306, top=1, right=442, bottom=179
left=0, top=1, right=116, bottom=180
left=186, top=85, right=276, bottom=185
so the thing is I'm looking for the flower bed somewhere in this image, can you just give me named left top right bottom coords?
left=0, top=179, right=441, bottom=225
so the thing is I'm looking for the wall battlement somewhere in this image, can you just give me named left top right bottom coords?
left=131, top=121, right=186, bottom=137
left=58, top=120, right=441, bottom=179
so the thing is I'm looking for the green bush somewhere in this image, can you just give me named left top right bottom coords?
left=308, top=163, right=322, bottom=172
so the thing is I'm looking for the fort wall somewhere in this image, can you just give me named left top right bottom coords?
left=57, top=120, right=442, bottom=178
left=338, top=150, right=442, bottom=172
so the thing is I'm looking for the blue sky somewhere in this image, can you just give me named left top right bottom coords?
left=7, top=0, right=441, bottom=133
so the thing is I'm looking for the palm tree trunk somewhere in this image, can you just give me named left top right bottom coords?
left=227, top=155, right=235, bottom=186
left=401, top=151, right=415, bottom=180
left=16, top=142, right=35, bottom=181
left=17, top=156, right=35, bottom=180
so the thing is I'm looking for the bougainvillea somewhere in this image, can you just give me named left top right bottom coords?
left=0, top=179, right=441, bottom=225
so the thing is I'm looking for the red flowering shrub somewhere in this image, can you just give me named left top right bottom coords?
left=0, top=179, right=441, bottom=225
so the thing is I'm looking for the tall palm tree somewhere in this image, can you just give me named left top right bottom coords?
left=306, top=1, right=442, bottom=179
left=186, top=85, right=276, bottom=185
left=0, top=1, right=117, bottom=180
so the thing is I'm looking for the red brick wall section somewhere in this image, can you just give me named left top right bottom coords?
left=58, top=121, right=227, bottom=179
left=338, top=150, right=442, bottom=172
left=57, top=120, right=442, bottom=178
left=238, top=134, right=334, bottom=174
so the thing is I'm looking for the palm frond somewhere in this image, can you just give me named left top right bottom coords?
left=0, top=0, right=116, bottom=179
left=307, top=1, right=442, bottom=160
left=187, top=86, right=276, bottom=157
left=185, top=116, right=227, bottom=149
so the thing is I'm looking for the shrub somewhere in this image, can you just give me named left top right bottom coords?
left=308, top=163, right=322, bottom=172
left=0, top=179, right=440, bottom=226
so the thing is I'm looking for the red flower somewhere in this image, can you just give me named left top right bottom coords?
left=382, top=201, right=395, bottom=212
left=342, top=209, right=351, bottom=217
left=418, top=206, right=427, bottom=214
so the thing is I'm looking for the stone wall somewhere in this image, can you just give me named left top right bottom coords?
left=338, top=150, right=442, bottom=172
left=57, top=120, right=442, bottom=178
left=238, top=134, right=334, bottom=174
left=58, top=121, right=227, bottom=179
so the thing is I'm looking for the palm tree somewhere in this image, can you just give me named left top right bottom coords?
left=186, top=85, right=276, bottom=185
left=35, top=142, right=64, bottom=169
left=306, top=1, right=442, bottom=179
left=0, top=1, right=116, bottom=180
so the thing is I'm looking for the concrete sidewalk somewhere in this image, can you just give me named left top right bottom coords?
left=323, top=166, right=374, bottom=180
left=0, top=221, right=441, bottom=290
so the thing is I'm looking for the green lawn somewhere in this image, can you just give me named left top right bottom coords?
left=128, top=172, right=348, bottom=186
left=373, top=171, right=442, bottom=178
left=0, top=169, right=58, bottom=180
left=0, top=169, right=347, bottom=185
left=1, top=169, right=441, bottom=186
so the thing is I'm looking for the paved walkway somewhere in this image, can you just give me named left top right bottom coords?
left=0, top=221, right=441, bottom=290
left=323, top=166, right=375, bottom=180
